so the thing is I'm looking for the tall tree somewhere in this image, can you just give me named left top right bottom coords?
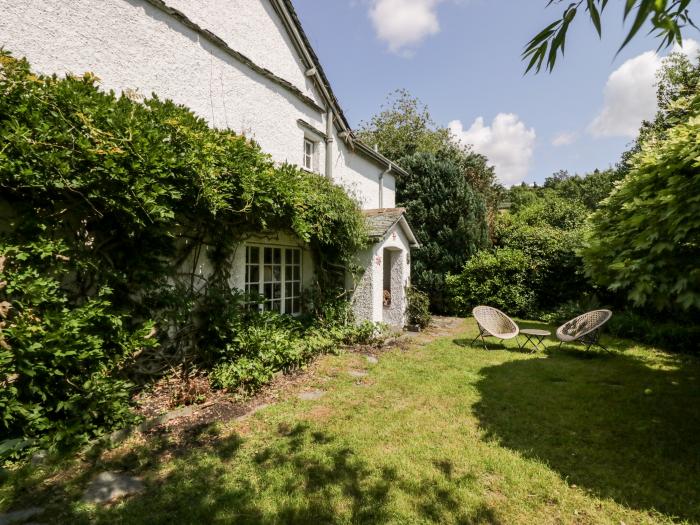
left=357, top=90, right=498, bottom=195
left=397, top=153, right=489, bottom=312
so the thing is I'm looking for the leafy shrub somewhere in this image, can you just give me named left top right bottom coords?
left=0, top=240, right=156, bottom=454
left=606, top=310, right=700, bottom=355
left=406, top=287, right=431, bottom=329
left=535, top=296, right=604, bottom=325
left=447, top=248, right=537, bottom=317
left=515, top=194, right=589, bottom=230
left=210, top=308, right=383, bottom=394
left=583, top=94, right=700, bottom=312
left=496, top=216, right=589, bottom=309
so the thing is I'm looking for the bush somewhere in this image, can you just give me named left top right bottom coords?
left=447, top=248, right=537, bottom=317
left=606, top=310, right=700, bottom=355
left=515, top=194, right=589, bottom=230
left=0, top=240, right=156, bottom=455
left=496, top=217, right=589, bottom=309
left=406, top=287, right=431, bottom=329
left=210, top=307, right=383, bottom=394
left=583, top=94, right=700, bottom=312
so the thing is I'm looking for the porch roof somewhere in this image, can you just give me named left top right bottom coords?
left=363, top=208, right=420, bottom=249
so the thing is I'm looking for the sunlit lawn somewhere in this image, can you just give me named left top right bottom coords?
left=3, top=318, right=700, bottom=524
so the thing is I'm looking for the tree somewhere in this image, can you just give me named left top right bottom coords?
left=357, top=89, right=498, bottom=195
left=525, top=0, right=697, bottom=73
left=397, top=152, right=489, bottom=312
left=543, top=169, right=622, bottom=210
left=582, top=93, right=700, bottom=311
left=618, top=51, right=700, bottom=175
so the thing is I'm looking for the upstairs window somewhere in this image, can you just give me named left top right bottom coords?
left=245, top=246, right=302, bottom=315
left=303, top=138, right=315, bottom=171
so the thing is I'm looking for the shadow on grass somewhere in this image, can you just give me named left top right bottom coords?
left=30, top=422, right=503, bottom=525
left=474, top=350, right=700, bottom=522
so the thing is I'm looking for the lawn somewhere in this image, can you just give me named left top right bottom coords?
left=3, top=318, right=700, bottom=524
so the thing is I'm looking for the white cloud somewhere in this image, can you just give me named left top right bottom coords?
left=589, top=39, right=700, bottom=138
left=449, top=114, right=536, bottom=186
left=552, top=131, right=577, bottom=146
left=369, top=0, right=443, bottom=54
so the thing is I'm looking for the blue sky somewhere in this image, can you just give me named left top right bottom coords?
left=293, top=0, right=700, bottom=186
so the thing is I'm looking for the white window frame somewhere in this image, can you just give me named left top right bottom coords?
left=303, top=138, right=315, bottom=172
left=245, top=245, right=302, bottom=315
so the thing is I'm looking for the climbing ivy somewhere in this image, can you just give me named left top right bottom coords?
left=0, top=50, right=368, bottom=452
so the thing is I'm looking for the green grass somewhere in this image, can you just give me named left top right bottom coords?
left=3, top=318, right=700, bottom=524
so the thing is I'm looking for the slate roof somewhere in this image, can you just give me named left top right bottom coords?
left=364, top=208, right=406, bottom=237
left=363, top=208, right=419, bottom=248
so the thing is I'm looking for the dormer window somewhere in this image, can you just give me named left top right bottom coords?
left=303, top=138, right=315, bottom=171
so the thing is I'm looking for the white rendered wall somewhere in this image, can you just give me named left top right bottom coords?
left=330, top=134, right=397, bottom=210
left=0, top=0, right=323, bottom=166
left=0, top=0, right=396, bottom=212
left=165, top=0, right=322, bottom=105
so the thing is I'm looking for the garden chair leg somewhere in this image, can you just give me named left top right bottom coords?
left=471, top=325, right=490, bottom=350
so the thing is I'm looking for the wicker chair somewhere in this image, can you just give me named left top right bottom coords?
left=556, top=310, right=613, bottom=352
left=471, top=306, right=520, bottom=349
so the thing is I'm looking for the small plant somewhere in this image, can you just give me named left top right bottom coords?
left=406, top=287, right=431, bottom=329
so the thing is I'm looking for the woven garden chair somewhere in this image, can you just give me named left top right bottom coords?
left=556, top=309, right=613, bottom=352
left=471, top=306, right=520, bottom=349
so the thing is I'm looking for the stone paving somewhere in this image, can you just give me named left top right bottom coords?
left=82, top=472, right=145, bottom=504
left=297, top=390, right=326, bottom=401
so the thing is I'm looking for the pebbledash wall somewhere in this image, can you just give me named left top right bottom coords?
left=351, top=227, right=412, bottom=325
left=0, top=0, right=410, bottom=325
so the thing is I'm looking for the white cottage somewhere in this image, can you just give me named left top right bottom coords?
left=0, top=0, right=419, bottom=326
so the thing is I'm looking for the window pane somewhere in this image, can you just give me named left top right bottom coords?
left=273, top=266, right=281, bottom=281
left=249, top=266, right=259, bottom=284
left=273, top=248, right=281, bottom=265
left=294, top=250, right=301, bottom=265
left=264, top=247, right=272, bottom=264
left=294, top=266, right=300, bottom=281
left=285, top=282, right=293, bottom=298
left=293, top=298, right=301, bottom=314
left=272, top=301, right=281, bottom=313
left=264, top=283, right=273, bottom=300
left=285, top=298, right=293, bottom=313
left=273, top=283, right=282, bottom=299
left=248, top=247, right=259, bottom=264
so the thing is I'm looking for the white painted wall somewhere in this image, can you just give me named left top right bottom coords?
left=165, top=0, right=322, bottom=106
left=0, top=0, right=395, bottom=212
left=331, top=137, right=396, bottom=210
left=0, top=0, right=324, bottom=168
